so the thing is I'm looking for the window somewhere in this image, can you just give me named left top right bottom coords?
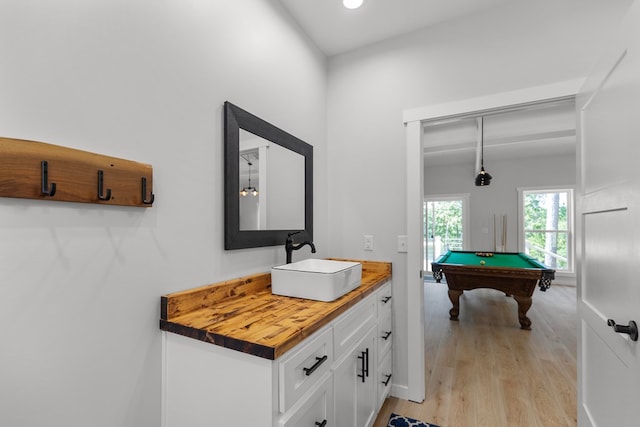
left=424, top=194, right=469, bottom=272
left=518, top=188, right=574, bottom=272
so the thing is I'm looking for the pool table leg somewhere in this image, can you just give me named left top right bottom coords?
left=513, top=295, right=532, bottom=330
left=448, top=289, right=463, bottom=321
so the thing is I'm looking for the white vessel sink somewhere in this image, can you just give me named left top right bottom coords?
left=271, top=259, right=362, bottom=302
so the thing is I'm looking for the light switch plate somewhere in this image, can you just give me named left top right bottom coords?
left=364, top=235, right=374, bottom=251
left=397, top=235, right=408, bottom=252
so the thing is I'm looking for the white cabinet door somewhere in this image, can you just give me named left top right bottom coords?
left=334, top=326, right=377, bottom=427
left=376, top=351, right=392, bottom=409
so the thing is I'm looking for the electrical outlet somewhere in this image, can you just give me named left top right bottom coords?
left=364, top=235, right=374, bottom=251
left=397, top=235, right=408, bottom=252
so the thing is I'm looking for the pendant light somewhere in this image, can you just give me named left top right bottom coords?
left=240, top=160, right=258, bottom=197
left=475, top=116, right=492, bottom=186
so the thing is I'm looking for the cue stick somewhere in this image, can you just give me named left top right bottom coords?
left=502, top=214, right=507, bottom=251
left=493, top=214, right=497, bottom=251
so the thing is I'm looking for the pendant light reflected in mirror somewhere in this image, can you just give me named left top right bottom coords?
left=240, top=156, right=258, bottom=197
left=475, top=116, right=492, bottom=186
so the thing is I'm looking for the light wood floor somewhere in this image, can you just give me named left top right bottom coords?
left=373, top=281, right=577, bottom=427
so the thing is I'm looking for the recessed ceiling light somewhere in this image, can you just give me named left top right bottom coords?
left=343, top=0, right=364, bottom=9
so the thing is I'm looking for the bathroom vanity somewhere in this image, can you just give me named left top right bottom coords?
left=160, top=259, right=392, bottom=427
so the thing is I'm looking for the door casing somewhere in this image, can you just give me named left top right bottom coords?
left=402, top=79, right=583, bottom=402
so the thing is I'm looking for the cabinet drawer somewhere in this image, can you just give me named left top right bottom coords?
left=377, top=282, right=392, bottom=316
left=378, top=311, right=392, bottom=357
left=333, top=294, right=376, bottom=362
left=377, top=351, right=393, bottom=409
left=279, top=326, right=333, bottom=413
left=279, top=372, right=333, bottom=427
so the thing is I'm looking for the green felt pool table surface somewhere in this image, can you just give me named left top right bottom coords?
left=436, top=251, right=549, bottom=270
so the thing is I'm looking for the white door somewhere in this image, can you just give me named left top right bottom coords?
left=577, top=2, right=640, bottom=425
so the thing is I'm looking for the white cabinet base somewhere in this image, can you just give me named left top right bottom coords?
left=162, top=332, right=276, bottom=427
left=162, top=280, right=393, bottom=427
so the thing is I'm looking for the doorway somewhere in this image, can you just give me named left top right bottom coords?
left=403, top=79, right=583, bottom=403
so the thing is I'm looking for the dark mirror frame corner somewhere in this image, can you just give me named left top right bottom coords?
left=223, top=101, right=313, bottom=250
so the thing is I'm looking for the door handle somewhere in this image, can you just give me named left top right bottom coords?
left=607, top=319, right=638, bottom=341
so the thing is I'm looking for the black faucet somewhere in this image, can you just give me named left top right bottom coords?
left=285, top=231, right=316, bottom=264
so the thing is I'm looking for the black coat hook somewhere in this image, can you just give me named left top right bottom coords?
left=97, top=170, right=112, bottom=201
left=41, top=160, right=56, bottom=196
left=141, top=177, right=154, bottom=205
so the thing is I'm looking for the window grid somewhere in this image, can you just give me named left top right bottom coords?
left=519, top=188, right=574, bottom=273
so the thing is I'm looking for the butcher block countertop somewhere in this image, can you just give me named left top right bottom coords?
left=160, top=259, right=392, bottom=360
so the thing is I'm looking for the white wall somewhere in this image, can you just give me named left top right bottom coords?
left=1, top=0, right=631, bottom=422
left=326, top=0, right=630, bottom=396
left=425, top=153, right=576, bottom=253
left=0, top=1, right=327, bottom=426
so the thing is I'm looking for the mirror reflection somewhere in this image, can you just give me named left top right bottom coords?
left=239, top=129, right=305, bottom=231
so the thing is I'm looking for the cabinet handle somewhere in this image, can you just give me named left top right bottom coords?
left=382, top=374, right=392, bottom=386
left=366, top=348, right=369, bottom=378
left=303, top=355, right=328, bottom=376
left=315, top=421, right=327, bottom=427
left=382, top=331, right=392, bottom=340
left=382, top=296, right=392, bottom=304
left=357, top=348, right=369, bottom=383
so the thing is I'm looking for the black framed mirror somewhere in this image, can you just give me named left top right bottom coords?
left=224, top=101, right=313, bottom=250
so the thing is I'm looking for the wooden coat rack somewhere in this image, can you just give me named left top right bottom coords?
left=0, top=137, right=154, bottom=207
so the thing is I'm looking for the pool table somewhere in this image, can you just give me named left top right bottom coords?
left=431, top=250, right=555, bottom=330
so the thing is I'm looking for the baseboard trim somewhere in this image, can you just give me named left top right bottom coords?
left=390, top=384, right=410, bottom=401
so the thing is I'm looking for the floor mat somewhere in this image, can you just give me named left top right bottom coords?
left=387, top=412, right=440, bottom=427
